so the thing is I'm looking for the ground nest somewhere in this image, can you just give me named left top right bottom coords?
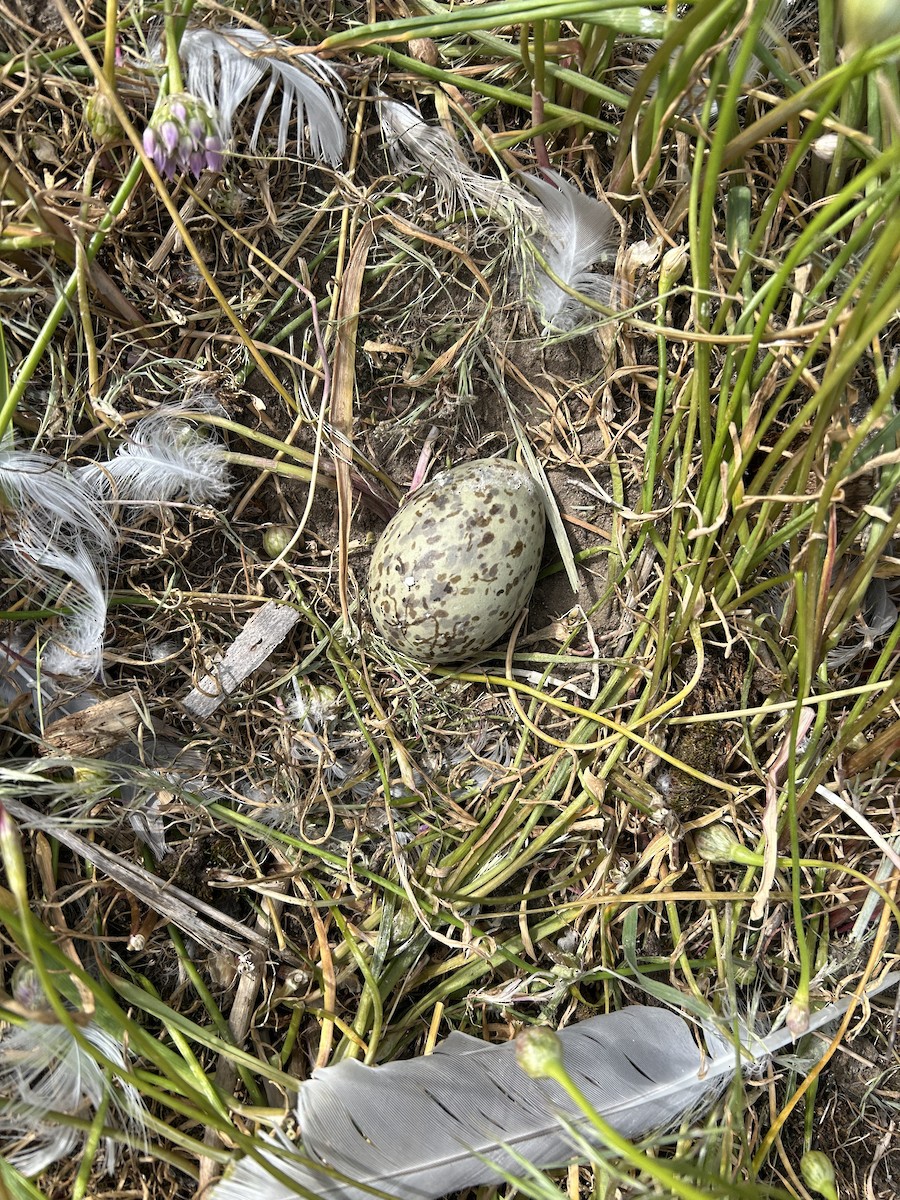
left=0, top=0, right=898, bottom=1197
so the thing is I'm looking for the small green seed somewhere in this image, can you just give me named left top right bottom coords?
left=86, top=91, right=125, bottom=145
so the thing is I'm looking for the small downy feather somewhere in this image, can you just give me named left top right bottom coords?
left=209, top=974, right=900, bottom=1200
left=0, top=450, right=113, bottom=677
left=379, top=97, right=538, bottom=226
left=0, top=417, right=228, bottom=678
left=0, top=449, right=114, bottom=557
left=0, top=1020, right=146, bottom=1176
left=0, top=958, right=147, bottom=1178
left=5, top=541, right=109, bottom=678
left=86, top=411, right=231, bottom=509
left=523, top=170, right=618, bottom=333
left=180, top=25, right=346, bottom=165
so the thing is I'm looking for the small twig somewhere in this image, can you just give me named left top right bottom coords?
left=1, top=798, right=273, bottom=961
left=182, top=601, right=301, bottom=719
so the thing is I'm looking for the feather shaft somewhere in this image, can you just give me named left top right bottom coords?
left=378, top=98, right=536, bottom=226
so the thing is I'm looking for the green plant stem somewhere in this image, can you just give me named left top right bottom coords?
left=315, top=879, right=385, bottom=1064
left=609, top=0, right=736, bottom=191
left=0, top=157, right=144, bottom=442
left=535, top=1054, right=717, bottom=1200
left=378, top=44, right=616, bottom=134
left=102, top=0, right=118, bottom=87
left=163, top=0, right=185, bottom=94
left=72, top=1090, right=110, bottom=1200
left=318, top=0, right=666, bottom=51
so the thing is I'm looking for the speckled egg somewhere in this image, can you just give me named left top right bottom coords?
left=368, top=458, right=546, bottom=663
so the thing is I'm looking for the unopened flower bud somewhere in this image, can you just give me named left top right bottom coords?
left=659, top=244, right=689, bottom=292
left=142, top=93, right=224, bottom=180
left=801, top=1150, right=838, bottom=1200
left=160, top=120, right=180, bottom=155
left=515, top=1025, right=564, bottom=1079
left=694, top=823, right=741, bottom=864
left=263, top=525, right=295, bottom=558
left=786, top=997, right=810, bottom=1036
left=695, top=824, right=762, bottom=867
left=205, top=135, right=224, bottom=173
left=86, top=91, right=124, bottom=145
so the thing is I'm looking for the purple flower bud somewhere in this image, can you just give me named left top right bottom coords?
left=160, top=120, right=180, bottom=154
left=142, top=126, right=158, bottom=157
left=145, top=93, right=224, bottom=180
left=205, top=136, right=223, bottom=173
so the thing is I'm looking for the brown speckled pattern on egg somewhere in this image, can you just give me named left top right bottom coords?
left=368, top=459, right=546, bottom=663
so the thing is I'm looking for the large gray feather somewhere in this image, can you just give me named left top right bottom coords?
left=211, top=976, right=899, bottom=1200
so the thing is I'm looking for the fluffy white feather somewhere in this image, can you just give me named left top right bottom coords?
left=523, top=170, right=618, bottom=332
left=0, top=450, right=113, bottom=677
left=88, top=412, right=231, bottom=508
left=180, top=25, right=346, bottom=165
left=0, top=417, right=229, bottom=677
left=0, top=1018, right=146, bottom=1176
left=379, top=97, right=538, bottom=225
left=5, top=541, right=109, bottom=678
left=209, top=975, right=900, bottom=1200
left=0, top=450, right=114, bottom=556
